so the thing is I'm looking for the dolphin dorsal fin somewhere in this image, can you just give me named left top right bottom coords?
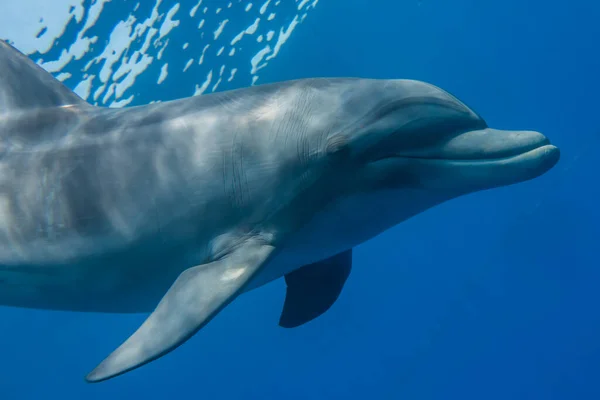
left=0, top=40, right=88, bottom=113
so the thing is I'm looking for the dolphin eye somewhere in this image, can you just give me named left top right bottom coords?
left=326, top=135, right=351, bottom=159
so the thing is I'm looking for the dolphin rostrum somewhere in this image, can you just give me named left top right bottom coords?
left=0, top=39, right=560, bottom=382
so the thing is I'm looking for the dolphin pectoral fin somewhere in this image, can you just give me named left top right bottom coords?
left=85, top=237, right=276, bottom=383
left=279, top=249, right=352, bottom=328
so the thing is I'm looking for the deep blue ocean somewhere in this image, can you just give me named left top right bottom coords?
left=1, top=0, right=599, bottom=398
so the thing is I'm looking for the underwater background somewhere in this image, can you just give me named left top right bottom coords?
left=0, top=0, right=599, bottom=398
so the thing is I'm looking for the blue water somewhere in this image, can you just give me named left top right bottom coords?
left=1, top=0, right=600, bottom=398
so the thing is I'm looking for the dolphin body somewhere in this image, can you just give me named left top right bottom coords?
left=0, top=39, right=560, bottom=382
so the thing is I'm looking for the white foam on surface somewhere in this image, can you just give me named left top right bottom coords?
left=251, top=45, right=271, bottom=74
left=114, top=52, right=153, bottom=99
left=0, top=0, right=85, bottom=54
left=110, top=95, right=134, bottom=108
left=214, top=19, right=229, bottom=40
left=194, top=69, right=213, bottom=96
left=297, top=0, right=310, bottom=10
left=199, top=44, right=210, bottom=64
left=158, top=63, right=169, bottom=84
left=266, top=15, right=299, bottom=61
left=190, top=0, right=203, bottom=17
left=56, top=72, right=72, bottom=82
left=93, top=83, right=106, bottom=102
left=159, top=4, right=181, bottom=39
left=259, top=0, right=271, bottom=14
left=228, top=68, right=238, bottom=82
left=157, top=39, right=169, bottom=60
left=245, top=18, right=261, bottom=34
left=231, top=31, right=245, bottom=46
left=0, top=0, right=321, bottom=104
left=212, top=65, right=225, bottom=92
left=73, top=74, right=94, bottom=99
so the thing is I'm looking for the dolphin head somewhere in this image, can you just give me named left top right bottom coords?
left=224, top=78, right=560, bottom=255
left=268, top=78, right=561, bottom=251
left=320, top=79, right=560, bottom=195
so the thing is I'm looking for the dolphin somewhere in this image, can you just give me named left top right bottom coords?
left=0, top=39, right=560, bottom=382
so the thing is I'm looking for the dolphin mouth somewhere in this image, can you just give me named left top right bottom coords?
left=379, top=128, right=557, bottom=163
left=372, top=128, right=560, bottom=190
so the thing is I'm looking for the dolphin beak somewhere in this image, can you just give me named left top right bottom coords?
left=435, top=128, right=552, bottom=161
left=398, top=128, right=560, bottom=191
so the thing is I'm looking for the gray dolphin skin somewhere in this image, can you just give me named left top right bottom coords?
left=0, top=39, right=560, bottom=382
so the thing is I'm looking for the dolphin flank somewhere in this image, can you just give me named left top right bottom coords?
left=0, top=40, right=560, bottom=382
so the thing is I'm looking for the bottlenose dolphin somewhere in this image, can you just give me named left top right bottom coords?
left=0, top=39, right=560, bottom=382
